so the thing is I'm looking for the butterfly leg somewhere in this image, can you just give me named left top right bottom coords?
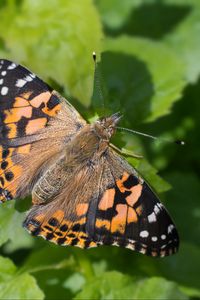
left=109, top=143, right=143, bottom=159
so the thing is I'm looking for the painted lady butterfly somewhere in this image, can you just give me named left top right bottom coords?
left=0, top=59, right=179, bottom=257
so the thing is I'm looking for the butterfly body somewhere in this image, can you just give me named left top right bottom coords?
left=32, top=115, right=117, bottom=204
left=0, top=59, right=179, bottom=256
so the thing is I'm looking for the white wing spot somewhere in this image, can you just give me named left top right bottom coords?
left=157, top=203, right=163, bottom=209
left=168, top=224, right=175, bottom=234
left=161, top=234, right=166, bottom=240
left=151, top=236, right=158, bottom=242
left=140, top=230, right=149, bottom=238
left=148, top=212, right=156, bottom=223
left=25, top=75, right=33, bottom=82
left=139, top=248, right=146, bottom=254
left=97, top=241, right=103, bottom=245
left=16, top=79, right=26, bottom=87
left=126, top=244, right=135, bottom=250
left=1, top=71, right=7, bottom=76
left=8, top=63, right=17, bottom=70
left=30, top=73, right=36, bottom=78
left=112, top=241, right=119, bottom=246
left=154, top=205, right=160, bottom=215
left=0, top=79, right=3, bottom=85
left=1, top=86, right=8, bottom=95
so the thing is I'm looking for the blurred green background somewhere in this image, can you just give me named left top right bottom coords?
left=0, top=0, right=199, bottom=299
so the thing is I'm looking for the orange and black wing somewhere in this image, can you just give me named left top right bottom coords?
left=92, top=173, right=179, bottom=257
left=0, top=59, right=86, bottom=202
left=23, top=150, right=179, bottom=257
left=89, top=151, right=179, bottom=257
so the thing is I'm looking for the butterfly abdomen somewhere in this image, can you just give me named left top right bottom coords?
left=32, top=158, right=68, bottom=205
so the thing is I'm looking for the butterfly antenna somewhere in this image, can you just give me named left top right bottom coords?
left=116, top=126, right=185, bottom=145
left=93, top=52, right=105, bottom=114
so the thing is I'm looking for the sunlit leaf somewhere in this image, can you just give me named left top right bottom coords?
left=0, top=202, right=33, bottom=249
left=0, top=256, right=44, bottom=300
left=0, top=0, right=103, bottom=106
left=102, top=36, right=186, bottom=123
left=75, top=271, right=188, bottom=299
left=164, top=0, right=200, bottom=83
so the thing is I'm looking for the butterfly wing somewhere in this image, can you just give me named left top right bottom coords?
left=23, top=148, right=179, bottom=257
left=23, top=160, right=102, bottom=249
left=0, top=59, right=86, bottom=202
left=94, top=150, right=179, bottom=257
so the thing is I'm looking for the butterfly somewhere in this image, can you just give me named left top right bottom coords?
left=0, top=59, right=179, bottom=257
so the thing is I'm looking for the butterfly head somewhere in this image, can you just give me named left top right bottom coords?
left=94, top=112, right=122, bottom=140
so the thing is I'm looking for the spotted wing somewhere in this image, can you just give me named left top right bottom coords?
left=0, top=59, right=86, bottom=202
left=23, top=149, right=179, bottom=257
left=93, top=150, right=179, bottom=257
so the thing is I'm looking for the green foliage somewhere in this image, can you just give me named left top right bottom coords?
left=0, top=256, right=44, bottom=299
left=75, top=272, right=187, bottom=299
left=0, top=202, right=33, bottom=251
left=0, top=0, right=199, bottom=299
left=164, top=0, right=200, bottom=83
left=0, top=0, right=102, bottom=105
left=104, top=36, right=186, bottom=123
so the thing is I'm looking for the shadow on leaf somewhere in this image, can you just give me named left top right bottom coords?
left=105, top=1, right=192, bottom=40
left=91, top=51, right=154, bottom=126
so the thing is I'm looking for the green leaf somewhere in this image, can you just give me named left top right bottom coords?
left=130, top=158, right=171, bottom=194
left=23, top=246, right=87, bottom=300
left=96, top=0, right=191, bottom=41
left=0, top=202, right=33, bottom=250
left=97, top=0, right=200, bottom=84
left=74, top=271, right=134, bottom=299
left=96, top=0, right=140, bottom=30
left=164, top=0, right=200, bottom=83
left=179, top=285, right=200, bottom=299
left=132, top=242, right=200, bottom=293
left=157, top=243, right=200, bottom=291
left=75, top=271, right=188, bottom=299
left=0, top=0, right=103, bottom=106
left=0, top=256, right=44, bottom=300
left=165, top=172, right=200, bottom=246
left=23, top=245, right=76, bottom=273
left=102, top=36, right=186, bottom=123
left=63, top=272, right=85, bottom=294
left=133, top=277, right=188, bottom=300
